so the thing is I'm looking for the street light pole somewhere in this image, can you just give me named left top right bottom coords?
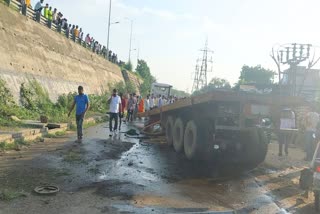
left=136, top=40, right=140, bottom=63
left=137, top=47, right=140, bottom=63
left=106, top=0, right=112, bottom=52
left=128, top=19, right=133, bottom=63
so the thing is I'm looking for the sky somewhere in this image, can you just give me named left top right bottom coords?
left=31, top=0, right=320, bottom=92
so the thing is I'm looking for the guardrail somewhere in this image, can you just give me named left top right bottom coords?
left=1, top=0, right=121, bottom=65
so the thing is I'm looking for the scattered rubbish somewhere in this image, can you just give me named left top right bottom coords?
left=296, top=198, right=305, bottom=205
left=34, top=185, right=59, bottom=195
left=123, top=129, right=139, bottom=136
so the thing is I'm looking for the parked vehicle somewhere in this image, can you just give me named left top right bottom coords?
left=139, top=90, right=303, bottom=167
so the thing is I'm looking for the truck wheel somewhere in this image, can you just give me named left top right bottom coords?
left=240, top=128, right=268, bottom=165
left=315, top=191, right=320, bottom=211
left=165, top=116, right=174, bottom=146
left=173, top=118, right=184, bottom=153
left=184, top=120, right=203, bottom=160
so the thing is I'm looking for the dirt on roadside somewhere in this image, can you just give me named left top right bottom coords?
left=0, top=124, right=318, bottom=214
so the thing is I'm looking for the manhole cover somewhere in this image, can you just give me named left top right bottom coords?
left=34, top=185, right=59, bottom=195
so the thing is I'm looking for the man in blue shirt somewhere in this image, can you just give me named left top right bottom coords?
left=68, top=86, right=90, bottom=143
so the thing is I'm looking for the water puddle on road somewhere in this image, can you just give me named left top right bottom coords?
left=70, top=123, right=294, bottom=213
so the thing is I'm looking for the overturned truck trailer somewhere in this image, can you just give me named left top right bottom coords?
left=139, top=90, right=304, bottom=166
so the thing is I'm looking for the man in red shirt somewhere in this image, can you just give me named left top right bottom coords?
left=119, top=93, right=126, bottom=130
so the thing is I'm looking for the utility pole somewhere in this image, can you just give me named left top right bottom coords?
left=106, top=0, right=112, bottom=52
left=137, top=47, right=140, bottom=64
left=128, top=19, right=133, bottom=63
left=192, top=40, right=213, bottom=93
left=271, top=43, right=318, bottom=96
left=192, top=59, right=200, bottom=92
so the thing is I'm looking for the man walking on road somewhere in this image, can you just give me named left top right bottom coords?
left=145, top=95, right=150, bottom=112
left=127, top=94, right=134, bottom=122
left=119, top=92, right=126, bottom=131
left=108, top=89, right=122, bottom=137
left=68, top=86, right=90, bottom=143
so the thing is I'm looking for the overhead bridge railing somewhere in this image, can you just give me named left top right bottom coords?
left=1, top=0, right=121, bottom=64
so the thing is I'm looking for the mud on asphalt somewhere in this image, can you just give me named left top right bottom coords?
left=0, top=123, right=318, bottom=214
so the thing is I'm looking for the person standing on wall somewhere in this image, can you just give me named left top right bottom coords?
left=108, top=89, right=122, bottom=137
left=66, top=24, right=71, bottom=39
left=47, top=6, right=53, bottom=28
left=68, top=86, right=90, bottom=143
left=26, top=0, right=31, bottom=8
left=20, top=0, right=27, bottom=15
left=43, top=3, right=49, bottom=19
left=34, top=0, right=44, bottom=22
left=74, top=26, right=79, bottom=42
left=52, top=8, right=57, bottom=25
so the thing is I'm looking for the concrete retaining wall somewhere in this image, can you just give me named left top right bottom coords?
left=0, top=3, right=125, bottom=101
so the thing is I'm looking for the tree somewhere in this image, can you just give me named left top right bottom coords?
left=208, top=78, right=231, bottom=89
left=171, top=88, right=190, bottom=97
left=238, top=65, right=275, bottom=85
left=192, top=77, right=231, bottom=96
left=135, top=59, right=156, bottom=96
left=136, top=60, right=151, bottom=79
left=124, top=61, right=133, bottom=71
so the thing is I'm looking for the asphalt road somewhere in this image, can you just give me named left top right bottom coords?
left=0, top=122, right=317, bottom=214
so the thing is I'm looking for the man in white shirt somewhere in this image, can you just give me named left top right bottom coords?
left=145, top=95, right=150, bottom=112
left=149, top=94, right=155, bottom=109
left=278, top=108, right=296, bottom=156
left=158, top=95, right=163, bottom=108
left=108, top=89, right=122, bottom=137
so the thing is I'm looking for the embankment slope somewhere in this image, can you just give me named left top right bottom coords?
left=0, top=3, right=125, bottom=100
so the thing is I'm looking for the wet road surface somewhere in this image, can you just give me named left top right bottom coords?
left=0, top=122, right=317, bottom=214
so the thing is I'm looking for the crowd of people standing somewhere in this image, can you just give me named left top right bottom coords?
left=16, top=0, right=121, bottom=65
left=105, top=90, right=179, bottom=137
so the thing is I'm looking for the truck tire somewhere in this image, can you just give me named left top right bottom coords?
left=184, top=120, right=203, bottom=160
left=240, top=128, right=268, bottom=165
left=173, top=118, right=184, bottom=153
left=165, top=116, right=174, bottom=146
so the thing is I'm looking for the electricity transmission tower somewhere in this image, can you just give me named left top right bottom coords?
left=192, top=41, right=213, bottom=93
left=271, top=43, right=320, bottom=96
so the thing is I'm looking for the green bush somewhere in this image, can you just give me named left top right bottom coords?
left=20, top=79, right=52, bottom=114
left=89, top=94, right=108, bottom=113
left=0, top=78, right=30, bottom=126
left=0, top=77, right=110, bottom=126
